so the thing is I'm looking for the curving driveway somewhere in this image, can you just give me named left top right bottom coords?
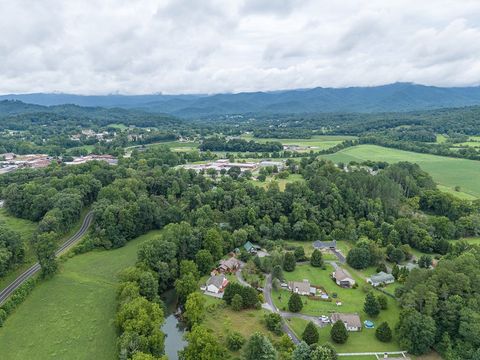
left=0, top=211, right=94, bottom=305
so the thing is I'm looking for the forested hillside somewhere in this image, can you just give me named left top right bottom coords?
left=3, top=83, right=480, bottom=116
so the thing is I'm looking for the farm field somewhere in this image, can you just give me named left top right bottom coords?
left=0, top=230, right=160, bottom=360
left=322, top=145, right=480, bottom=198
left=241, top=134, right=357, bottom=151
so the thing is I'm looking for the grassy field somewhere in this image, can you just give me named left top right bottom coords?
left=449, top=237, right=480, bottom=246
left=0, top=230, right=160, bottom=360
left=249, top=173, right=305, bottom=191
left=241, top=134, right=356, bottom=151
left=202, top=296, right=280, bottom=355
left=322, top=145, right=480, bottom=198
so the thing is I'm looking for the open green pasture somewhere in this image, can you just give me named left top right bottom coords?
left=322, top=145, right=480, bottom=198
left=0, top=230, right=160, bottom=360
left=241, top=134, right=356, bottom=151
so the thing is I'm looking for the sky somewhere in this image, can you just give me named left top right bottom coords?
left=1, top=0, right=480, bottom=94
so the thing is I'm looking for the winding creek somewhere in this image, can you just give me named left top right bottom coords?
left=161, top=290, right=187, bottom=359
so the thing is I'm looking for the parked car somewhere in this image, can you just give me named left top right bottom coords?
left=319, top=315, right=330, bottom=323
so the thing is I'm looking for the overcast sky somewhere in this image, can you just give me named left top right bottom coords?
left=1, top=0, right=480, bottom=94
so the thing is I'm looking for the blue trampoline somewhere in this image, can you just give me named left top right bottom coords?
left=364, top=320, right=374, bottom=329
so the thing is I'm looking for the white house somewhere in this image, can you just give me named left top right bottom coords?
left=206, top=274, right=229, bottom=294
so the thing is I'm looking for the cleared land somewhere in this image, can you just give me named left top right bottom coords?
left=322, top=145, right=480, bottom=198
left=249, top=174, right=305, bottom=191
left=0, top=230, right=160, bottom=360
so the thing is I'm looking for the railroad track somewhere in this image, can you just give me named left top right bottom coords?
left=0, top=211, right=94, bottom=305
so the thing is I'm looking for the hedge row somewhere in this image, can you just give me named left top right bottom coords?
left=0, top=277, right=37, bottom=327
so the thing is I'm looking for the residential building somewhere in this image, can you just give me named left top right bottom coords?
left=288, top=280, right=315, bottom=296
left=313, top=240, right=337, bottom=250
left=218, top=257, right=242, bottom=273
left=332, top=268, right=355, bottom=287
left=206, top=274, right=229, bottom=294
left=243, top=241, right=261, bottom=254
left=367, top=271, right=395, bottom=287
left=330, top=313, right=362, bottom=331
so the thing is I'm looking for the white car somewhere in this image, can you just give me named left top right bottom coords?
left=319, top=315, right=330, bottom=323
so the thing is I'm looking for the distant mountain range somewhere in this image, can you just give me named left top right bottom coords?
left=2, top=83, right=480, bottom=117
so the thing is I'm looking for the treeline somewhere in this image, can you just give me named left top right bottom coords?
left=200, top=137, right=283, bottom=152
left=359, top=135, right=480, bottom=161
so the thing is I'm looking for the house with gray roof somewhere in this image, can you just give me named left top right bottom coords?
left=288, top=280, right=315, bottom=296
left=367, top=271, right=395, bottom=287
left=332, top=267, right=355, bottom=288
left=313, top=240, right=337, bottom=250
left=331, top=313, right=362, bottom=332
left=206, top=274, right=229, bottom=294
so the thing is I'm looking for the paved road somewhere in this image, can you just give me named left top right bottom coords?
left=0, top=211, right=94, bottom=305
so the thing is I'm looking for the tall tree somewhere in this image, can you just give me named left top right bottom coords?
left=35, top=232, right=58, bottom=278
left=184, top=292, right=205, bottom=329
left=364, top=292, right=380, bottom=316
left=244, top=332, right=277, bottom=360
left=310, top=249, right=323, bottom=267
left=288, top=293, right=303, bottom=313
left=331, top=320, right=348, bottom=344
left=283, top=252, right=296, bottom=272
left=302, top=321, right=319, bottom=345
left=179, top=325, right=225, bottom=360
left=375, top=322, right=392, bottom=342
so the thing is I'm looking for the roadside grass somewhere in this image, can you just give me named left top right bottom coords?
left=0, top=230, right=160, bottom=360
left=322, top=144, right=480, bottom=198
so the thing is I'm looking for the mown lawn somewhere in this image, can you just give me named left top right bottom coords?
left=322, top=144, right=480, bottom=198
left=276, top=263, right=401, bottom=353
left=0, top=230, right=160, bottom=360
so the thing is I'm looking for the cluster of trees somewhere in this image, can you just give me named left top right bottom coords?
left=0, top=161, right=115, bottom=278
left=395, top=248, right=480, bottom=358
left=200, top=137, right=283, bottom=152
left=0, top=226, right=25, bottom=277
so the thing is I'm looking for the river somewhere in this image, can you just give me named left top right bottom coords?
left=161, top=290, right=187, bottom=360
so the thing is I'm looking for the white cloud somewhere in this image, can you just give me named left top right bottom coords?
left=0, top=0, right=479, bottom=94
